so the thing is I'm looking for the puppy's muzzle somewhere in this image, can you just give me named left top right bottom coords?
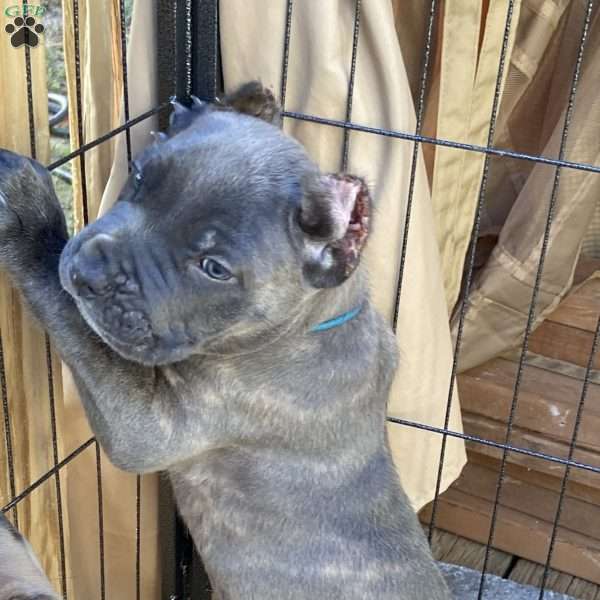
left=64, top=232, right=153, bottom=347
left=68, top=233, right=117, bottom=299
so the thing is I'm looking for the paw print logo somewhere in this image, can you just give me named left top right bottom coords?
left=5, top=16, right=45, bottom=48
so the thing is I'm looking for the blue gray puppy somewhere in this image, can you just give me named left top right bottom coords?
left=0, top=83, right=450, bottom=599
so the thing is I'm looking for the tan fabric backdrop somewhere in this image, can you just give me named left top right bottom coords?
left=394, top=0, right=599, bottom=372
left=427, top=0, right=522, bottom=312
left=451, top=0, right=600, bottom=370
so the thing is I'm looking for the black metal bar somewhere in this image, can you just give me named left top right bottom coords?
left=47, top=103, right=170, bottom=171
left=23, top=54, right=36, bottom=159
left=95, top=442, right=106, bottom=600
left=22, top=0, right=35, bottom=158
left=172, top=2, right=217, bottom=595
left=158, top=480, right=177, bottom=599
left=72, top=0, right=89, bottom=226
left=136, top=475, right=141, bottom=600
left=478, top=2, right=594, bottom=596
left=119, top=0, right=133, bottom=166
left=46, top=344, right=68, bottom=599
left=190, top=543, right=213, bottom=599
left=280, top=0, right=294, bottom=108
left=116, top=4, right=140, bottom=595
left=538, top=314, right=600, bottom=598
left=44, top=103, right=600, bottom=178
left=191, top=0, right=220, bottom=101
left=392, top=0, right=438, bottom=331
left=175, top=0, right=193, bottom=101
left=156, top=0, right=177, bottom=130
left=0, top=337, right=17, bottom=527
left=386, top=416, right=600, bottom=475
left=281, top=111, right=600, bottom=175
left=175, top=514, right=195, bottom=600
left=1, top=438, right=95, bottom=514
left=340, top=0, right=361, bottom=171
left=431, top=1, right=516, bottom=552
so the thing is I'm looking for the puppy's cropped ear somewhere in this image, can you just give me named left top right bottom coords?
left=220, top=81, right=281, bottom=126
left=299, top=174, right=371, bottom=288
left=167, top=82, right=280, bottom=137
left=168, top=96, right=209, bottom=136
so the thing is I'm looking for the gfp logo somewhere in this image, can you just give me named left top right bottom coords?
left=4, top=4, right=46, bottom=48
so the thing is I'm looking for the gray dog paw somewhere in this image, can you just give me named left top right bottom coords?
left=0, top=149, right=68, bottom=271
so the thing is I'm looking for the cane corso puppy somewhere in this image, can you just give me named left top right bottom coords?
left=0, top=82, right=450, bottom=599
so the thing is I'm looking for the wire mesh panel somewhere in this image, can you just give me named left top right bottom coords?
left=179, top=1, right=600, bottom=599
left=1, top=1, right=599, bottom=600
left=0, top=0, right=171, bottom=598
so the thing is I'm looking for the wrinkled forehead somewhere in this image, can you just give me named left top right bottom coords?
left=126, top=112, right=314, bottom=252
left=134, top=111, right=313, bottom=219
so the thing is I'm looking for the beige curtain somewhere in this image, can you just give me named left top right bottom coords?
left=393, top=1, right=600, bottom=373
left=450, top=0, right=600, bottom=370
left=427, top=0, right=522, bottom=311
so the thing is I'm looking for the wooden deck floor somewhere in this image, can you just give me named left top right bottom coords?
left=429, top=528, right=600, bottom=599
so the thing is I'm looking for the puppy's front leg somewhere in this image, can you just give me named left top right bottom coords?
left=0, top=513, right=59, bottom=600
left=0, top=150, right=210, bottom=473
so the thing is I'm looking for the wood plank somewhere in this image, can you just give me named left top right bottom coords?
left=450, top=461, right=600, bottom=541
left=509, top=559, right=600, bottom=599
left=441, top=534, right=513, bottom=576
left=427, top=526, right=512, bottom=577
left=573, top=257, right=600, bottom=286
left=567, top=576, right=600, bottom=600
left=427, top=529, right=600, bottom=599
left=509, top=560, right=573, bottom=594
left=459, top=358, right=600, bottom=416
left=462, top=412, right=600, bottom=490
left=458, top=359, right=600, bottom=452
left=469, top=452, right=600, bottom=506
left=427, top=527, right=459, bottom=562
left=528, top=320, right=600, bottom=371
left=420, top=488, right=600, bottom=584
left=548, top=277, right=600, bottom=333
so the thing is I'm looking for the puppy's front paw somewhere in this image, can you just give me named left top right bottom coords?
left=0, top=149, right=68, bottom=272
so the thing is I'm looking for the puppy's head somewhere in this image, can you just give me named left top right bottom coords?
left=59, top=83, right=372, bottom=365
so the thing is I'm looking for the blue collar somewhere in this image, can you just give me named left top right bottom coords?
left=310, top=305, right=363, bottom=333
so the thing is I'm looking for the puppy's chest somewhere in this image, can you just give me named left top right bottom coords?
left=169, top=455, right=268, bottom=560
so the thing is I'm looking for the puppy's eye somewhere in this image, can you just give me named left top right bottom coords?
left=200, top=258, right=232, bottom=281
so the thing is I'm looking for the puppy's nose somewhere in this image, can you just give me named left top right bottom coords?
left=69, top=234, right=117, bottom=298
